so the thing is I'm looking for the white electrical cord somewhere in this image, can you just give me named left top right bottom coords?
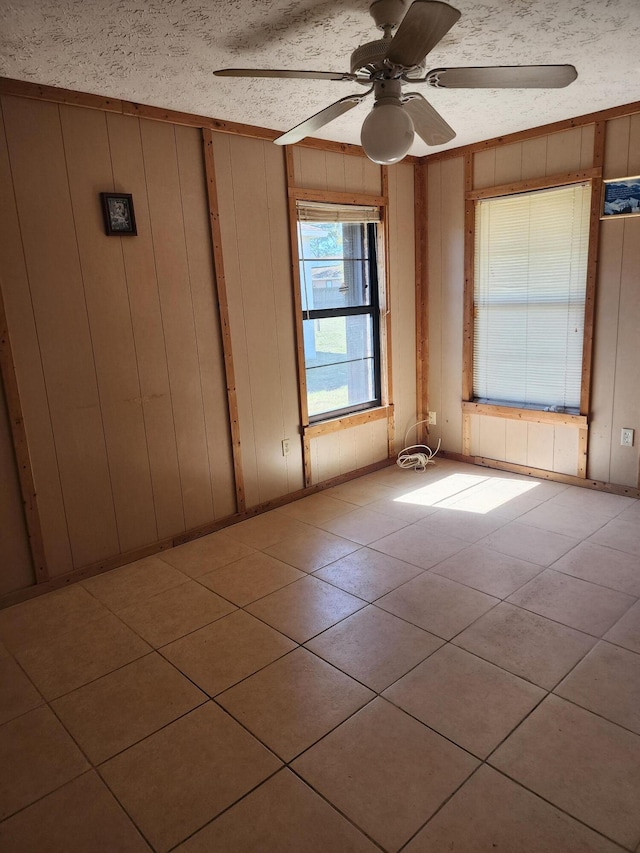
left=396, top=419, right=441, bottom=471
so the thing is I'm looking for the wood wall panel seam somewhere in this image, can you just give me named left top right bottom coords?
left=60, top=106, right=125, bottom=558
left=0, top=280, right=48, bottom=582
left=201, top=129, right=246, bottom=512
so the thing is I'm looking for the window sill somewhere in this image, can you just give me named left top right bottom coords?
left=304, top=405, right=392, bottom=438
left=462, top=401, right=588, bottom=428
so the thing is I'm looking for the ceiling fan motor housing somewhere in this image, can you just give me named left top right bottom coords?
left=350, top=40, right=391, bottom=75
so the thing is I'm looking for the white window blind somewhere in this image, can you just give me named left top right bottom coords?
left=296, top=201, right=380, bottom=223
left=473, top=182, right=591, bottom=413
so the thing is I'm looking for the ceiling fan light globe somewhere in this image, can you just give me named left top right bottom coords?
left=360, top=102, right=414, bottom=165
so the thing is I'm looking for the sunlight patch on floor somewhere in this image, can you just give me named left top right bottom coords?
left=394, top=473, right=540, bottom=514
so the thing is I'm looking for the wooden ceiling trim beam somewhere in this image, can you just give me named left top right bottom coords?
left=422, top=99, right=640, bottom=164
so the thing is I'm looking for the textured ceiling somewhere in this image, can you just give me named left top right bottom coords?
left=1, top=0, right=640, bottom=157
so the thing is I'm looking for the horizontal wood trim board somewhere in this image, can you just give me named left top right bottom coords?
left=0, top=77, right=421, bottom=162
left=1, top=77, right=635, bottom=167
left=304, top=405, right=391, bottom=438
left=462, top=401, right=588, bottom=428
left=289, top=187, right=388, bottom=206
left=467, top=168, right=601, bottom=200
left=0, top=457, right=394, bottom=610
left=0, top=77, right=123, bottom=113
left=441, top=451, right=640, bottom=499
left=422, top=100, right=640, bottom=164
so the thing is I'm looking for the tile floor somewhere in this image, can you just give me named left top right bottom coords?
left=1, top=458, right=640, bottom=852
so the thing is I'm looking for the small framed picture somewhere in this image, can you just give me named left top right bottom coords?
left=601, top=176, right=640, bottom=219
left=100, top=192, right=137, bottom=235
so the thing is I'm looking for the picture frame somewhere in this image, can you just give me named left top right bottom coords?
left=100, top=192, right=137, bottom=235
left=601, top=176, right=640, bottom=219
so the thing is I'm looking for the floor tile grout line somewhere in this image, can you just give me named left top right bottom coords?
left=2, top=461, right=639, bottom=849
left=549, top=680, right=640, bottom=740
left=395, top=761, right=486, bottom=852
left=283, top=765, right=389, bottom=853
left=6, top=603, right=637, bottom=811
left=480, top=763, right=637, bottom=853
left=162, top=766, right=295, bottom=853
left=92, top=762, right=161, bottom=852
left=3, top=557, right=637, bottom=730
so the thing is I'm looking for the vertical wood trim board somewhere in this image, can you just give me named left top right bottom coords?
left=462, top=154, right=475, bottom=403
left=0, top=280, right=47, bottom=581
left=284, top=146, right=312, bottom=486
left=414, top=161, right=428, bottom=444
left=580, top=122, right=605, bottom=417
left=0, top=96, right=74, bottom=576
left=201, top=128, right=245, bottom=511
left=380, top=166, right=395, bottom=457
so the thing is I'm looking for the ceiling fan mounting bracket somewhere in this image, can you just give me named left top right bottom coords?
left=369, top=0, right=410, bottom=31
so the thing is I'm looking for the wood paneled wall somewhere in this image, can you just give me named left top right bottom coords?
left=211, top=133, right=304, bottom=507
left=425, top=113, right=640, bottom=487
left=0, top=95, right=235, bottom=584
left=0, top=87, right=418, bottom=599
left=590, top=114, right=640, bottom=486
left=290, top=147, right=382, bottom=195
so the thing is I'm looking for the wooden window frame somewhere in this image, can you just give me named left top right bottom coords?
left=463, top=169, right=601, bottom=422
left=287, top=188, right=391, bottom=422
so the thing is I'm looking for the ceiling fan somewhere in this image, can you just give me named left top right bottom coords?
left=214, top=0, right=577, bottom=165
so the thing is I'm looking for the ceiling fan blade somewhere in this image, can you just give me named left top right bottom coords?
left=426, top=65, right=578, bottom=88
left=274, top=93, right=368, bottom=145
left=403, top=93, right=456, bottom=145
left=386, top=0, right=461, bottom=69
left=214, top=68, right=355, bottom=81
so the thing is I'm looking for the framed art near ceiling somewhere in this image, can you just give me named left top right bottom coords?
left=100, top=192, right=137, bottom=235
left=601, top=176, right=640, bottom=219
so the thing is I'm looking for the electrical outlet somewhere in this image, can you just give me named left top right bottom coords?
left=427, top=411, right=437, bottom=425
left=282, top=438, right=291, bottom=456
left=621, top=428, right=634, bottom=447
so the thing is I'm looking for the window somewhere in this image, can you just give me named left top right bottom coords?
left=473, top=182, right=591, bottom=413
left=296, top=201, right=382, bottom=422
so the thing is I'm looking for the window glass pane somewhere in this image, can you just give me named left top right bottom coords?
left=298, top=222, right=371, bottom=311
left=299, top=259, right=371, bottom=310
left=303, top=316, right=376, bottom=418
